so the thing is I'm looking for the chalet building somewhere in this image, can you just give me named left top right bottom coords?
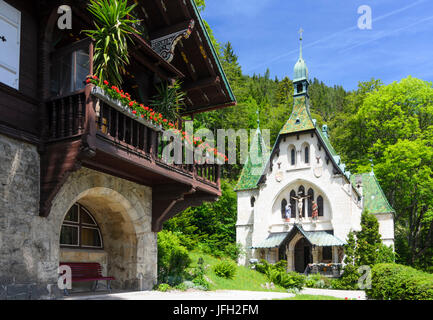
left=235, top=34, right=394, bottom=274
left=0, top=0, right=235, bottom=299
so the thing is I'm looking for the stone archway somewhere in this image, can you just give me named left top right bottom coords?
left=48, top=167, right=157, bottom=291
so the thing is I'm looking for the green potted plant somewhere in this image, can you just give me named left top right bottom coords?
left=84, top=0, right=139, bottom=87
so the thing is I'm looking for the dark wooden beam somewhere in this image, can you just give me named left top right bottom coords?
left=183, top=76, right=220, bottom=92
left=154, top=0, right=171, bottom=25
left=150, top=20, right=194, bottom=40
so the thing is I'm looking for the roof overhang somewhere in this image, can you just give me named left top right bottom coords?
left=137, top=0, right=236, bottom=115
left=252, top=224, right=346, bottom=249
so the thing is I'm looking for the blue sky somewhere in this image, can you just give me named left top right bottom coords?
left=202, top=0, right=433, bottom=91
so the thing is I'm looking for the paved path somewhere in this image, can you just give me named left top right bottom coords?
left=300, top=288, right=367, bottom=300
left=64, top=290, right=295, bottom=300
left=63, top=288, right=366, bottom=300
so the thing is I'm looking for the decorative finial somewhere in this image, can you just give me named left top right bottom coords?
left=369, top=159, right=375, bottom=176
left=256, top=109, right=260, bottom=128
left=298, top=27, right=304, bottom=59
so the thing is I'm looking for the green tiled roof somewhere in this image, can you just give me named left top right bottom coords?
left=252, top=232, right=288, bottom=249
left=296, top=225, right=346, bottom=247
left=279, top=96, right=315, bottom=134
left=316, top=127, right=338, bottom=157
left=350, top=173, right=395, bottom=215
left=251, top=225, right=346, bottom=249
left=234, top=128, right=269, bottom=191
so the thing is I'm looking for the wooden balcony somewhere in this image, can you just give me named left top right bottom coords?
left=40, top=84, right=221, bottom=231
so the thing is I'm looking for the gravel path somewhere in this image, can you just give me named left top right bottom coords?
left=63, top=288, right=366, bottom=300
left=300, top=288, right=367, bottom=300
left=64, top=289, right=295, bottom=300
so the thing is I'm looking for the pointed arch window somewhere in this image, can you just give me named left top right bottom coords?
left=290, top=190, right=296, bottom=218
left=307, top=188, right=314, bottom=217
left=281, top=199, right=287, bottom=219
left=60, top=203, right=103, bottom=249
left=305, top=145, right=310, bottom=164
left=290, top=147, right=296, bottom=166
left=251, top=196, right=256, bottom=207
left=317, top=196, right=324, bottom=217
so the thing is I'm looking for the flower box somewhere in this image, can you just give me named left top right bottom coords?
left=91, top=86, right=163, bottom=132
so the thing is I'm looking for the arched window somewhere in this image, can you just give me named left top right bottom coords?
left=317, top=196, right=324, bottom=217
left=290, top=190, right=296, bottom=218
left=307, top=188, right=314, bottom=217
left=60, top=203, right=103, bottom=248
left=250, top=196, right=256, bottom=207
left=305, top=145, right=310, bottom=164
left=281, top=199, right=288, bottom=219
left=298, top=186, right=305, bottom=217
left=290, top=147, right=296, bottom=166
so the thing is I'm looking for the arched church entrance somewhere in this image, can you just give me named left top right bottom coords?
left=294, top=238, right=312, bottom=273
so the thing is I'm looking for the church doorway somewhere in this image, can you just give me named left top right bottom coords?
left=294, top=238, right=312, bottom=273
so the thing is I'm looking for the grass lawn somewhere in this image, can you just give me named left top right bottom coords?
left=280, top=294, right=344, bottom=300
left=188, top=251, right=287, bottom=293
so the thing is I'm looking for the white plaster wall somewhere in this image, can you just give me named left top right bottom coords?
left=376, top=212, right=395, bottom=248
left=251, top=132, right=362, bottom=250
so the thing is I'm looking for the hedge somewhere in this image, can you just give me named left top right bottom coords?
left=368, top=263, right=433, bottom=300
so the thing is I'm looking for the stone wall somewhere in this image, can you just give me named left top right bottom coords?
left=0, top=134, right=157, bottom=299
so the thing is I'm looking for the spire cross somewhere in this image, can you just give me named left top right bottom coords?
left=298, top=28, right=304, bottom=59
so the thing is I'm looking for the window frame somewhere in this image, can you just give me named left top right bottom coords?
left=50, top=38, right=91, bottom=98
left=60, top=203, right=104, bottom=250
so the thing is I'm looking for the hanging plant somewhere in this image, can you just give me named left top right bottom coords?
left=149, top=80, right=186, bottom=122
left=84, top=0, right=139, bottom=87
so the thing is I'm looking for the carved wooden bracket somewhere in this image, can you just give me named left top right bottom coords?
left=152, top=184, right=217, bottom=232
left=150, top=19, right=195, bottom=62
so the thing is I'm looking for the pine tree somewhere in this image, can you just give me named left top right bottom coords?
left=356, top=211, right=382, bottom=267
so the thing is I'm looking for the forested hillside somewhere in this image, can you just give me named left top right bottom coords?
left=163, top=0, right=433, bottom=271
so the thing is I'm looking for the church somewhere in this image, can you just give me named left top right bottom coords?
left=235, top=33, right=394, bottom=275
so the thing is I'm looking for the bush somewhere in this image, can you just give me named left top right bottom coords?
left=157, top=283, right=171, bottom=292
left=157, top=230, right=192, bottom=285
left=213, top=259, right=237, bottom=279
left=376, top=244, right=396, bottom=264
left=367, top=263, right=433, bottom=300
left=305, top=273, right=332, bottom=289
left=254, top=260, right=305, bottom=290
left=268, top=270, right=306, bottom=290
left=336, top=264, right=360, bottom=290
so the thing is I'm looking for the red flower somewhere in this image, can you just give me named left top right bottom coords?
left=103, top=80, right=109, bottom=85
left=132, top=110, right=137, bottom=114
left=163, top=119, right=168, bottom=123
left=86, top=79, right=91, bottom=84
left=92, top=75, right=98, bottom=80
left=129, top=101, right=134, bottom=107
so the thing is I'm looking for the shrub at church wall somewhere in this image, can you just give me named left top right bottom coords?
left=157, top=230, right=192, bottom=285
left=367, top=263, right=433, bottom=300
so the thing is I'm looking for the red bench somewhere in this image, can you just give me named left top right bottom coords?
left=60, top=262, right=115, bottom=295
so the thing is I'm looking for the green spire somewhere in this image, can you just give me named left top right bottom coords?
left=293, top=27, right=308, bottom=81
left=235, top=120, right=269, bottom=191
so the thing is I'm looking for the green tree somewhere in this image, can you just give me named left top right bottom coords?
left=356, top=211, right=382, bottom=267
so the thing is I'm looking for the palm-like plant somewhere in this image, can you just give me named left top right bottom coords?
left=84, top=0, right=139, bottom=86
left=149, top=80, right=186, bottom=122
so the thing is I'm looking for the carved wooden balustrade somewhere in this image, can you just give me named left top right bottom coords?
left=40, top=41, right=221, bottom=230
left=44, top=87, right=220, bottom=189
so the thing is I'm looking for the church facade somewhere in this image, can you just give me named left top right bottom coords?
left=235, top=35, right=394, bottom=273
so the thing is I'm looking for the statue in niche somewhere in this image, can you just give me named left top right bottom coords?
left=284, top=203, right=291, bottom=221
left=291, top=194, right=310, bottom=220
left=311, top=200, right=318, bottom=220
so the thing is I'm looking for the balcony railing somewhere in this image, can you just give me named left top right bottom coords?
left=47, top=91, right=86, bottom=141
left=45, top=88, right=220, bottom=188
